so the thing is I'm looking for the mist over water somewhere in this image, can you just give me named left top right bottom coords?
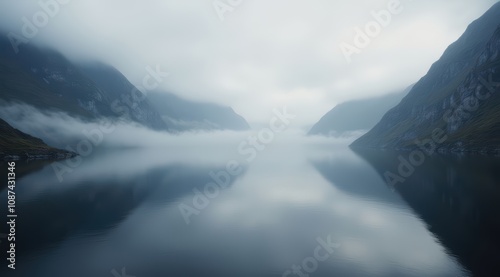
left=1, top=126, right=487, bottom=277
left=1, top=1, right=500, bottom=276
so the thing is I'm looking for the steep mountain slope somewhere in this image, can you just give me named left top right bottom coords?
left=1, top=34, right=250, bottom=132
left=148, top=92, right=250, bottom=131
left=308, top=85, right=413, bottom=136
left=0, top=56, right=92, bottom=118
left=0, top=35, right=167, bottom=130
left=78, top=62, right=168, bottom=130
left=0, top=118, right=75, bottom=160
left=352, top=3, right=500, bottom=152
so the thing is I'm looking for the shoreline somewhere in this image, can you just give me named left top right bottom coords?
left=1, top=151, right=78, bottom=162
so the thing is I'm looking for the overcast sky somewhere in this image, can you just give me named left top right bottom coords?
left=0, top=0, right=498, bottom=127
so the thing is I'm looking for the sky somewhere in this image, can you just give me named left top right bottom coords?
left=0, top=0, right=498, bottom=127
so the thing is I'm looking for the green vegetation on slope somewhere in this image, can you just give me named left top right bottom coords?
left=0, top=118, right=75, bottom=160
left=352, top=3, right=500, bottom=153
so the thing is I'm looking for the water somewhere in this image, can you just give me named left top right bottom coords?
left=1, top=138, right=499, bottom=277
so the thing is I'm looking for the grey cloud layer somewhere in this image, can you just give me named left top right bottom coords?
left=0, top=0, right=497, bottom=126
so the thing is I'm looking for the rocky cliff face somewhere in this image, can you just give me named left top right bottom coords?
left=352, top=3, right=500, bottom=153
left=0, top=34, right=251, bottom=132
left=0, top=36, right=169, bottom=131
left=78, top=63, right=169, bottom=130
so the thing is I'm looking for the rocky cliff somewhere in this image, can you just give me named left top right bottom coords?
left=352, top=3, right=500, bottom=154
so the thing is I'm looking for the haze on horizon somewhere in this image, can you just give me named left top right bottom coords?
left=0, top=0, right=497, bottom=127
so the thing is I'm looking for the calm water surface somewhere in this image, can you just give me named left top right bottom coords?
left=1, top=139, right=500, bottom=277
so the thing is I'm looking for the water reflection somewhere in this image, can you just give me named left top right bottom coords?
left=0, top=149, right=246, bottom=277
left=353, top=149, right=500, bottom=277
left=0, top=142, right=490, bottom=277
left=310, top=146, right=469, bottom=277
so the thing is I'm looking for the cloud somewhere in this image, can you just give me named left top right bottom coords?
left=0, top=103, right=359, bottom=153
left=0, top=0, right=497, bottom=126
left=0, top=102, right=250, bottom=151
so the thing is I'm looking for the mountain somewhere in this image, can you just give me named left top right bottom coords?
left=147, top=92, right=250, bottom=131
left=308, top=85, right=413, bottom=136
left=0, top=45, right=92, bottom=119
left=352, top=3, right=500, bottom=153
left=0, top=35, right=168, bottom=130
left=78, top=62, right=168, bottom=130
left=0, top=34, right=250, bottom=132
left=0, top=118, right=75, bottom=160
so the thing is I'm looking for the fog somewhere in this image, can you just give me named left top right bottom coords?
left=0, top=0, right=497, bottom=126
left=0, top=103, right=361, bottom=159
left=0, top=102, right=365, bottom=194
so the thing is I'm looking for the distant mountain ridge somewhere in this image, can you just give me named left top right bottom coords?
left=0, top=34, right=250, bottom=132
left=308, top=85, right=413, bottom=136
left=148, top=92, right=250, bottom=131
left=0, top=35, right=167, bottom=130
left=352, top=2, right=500, bottom=153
